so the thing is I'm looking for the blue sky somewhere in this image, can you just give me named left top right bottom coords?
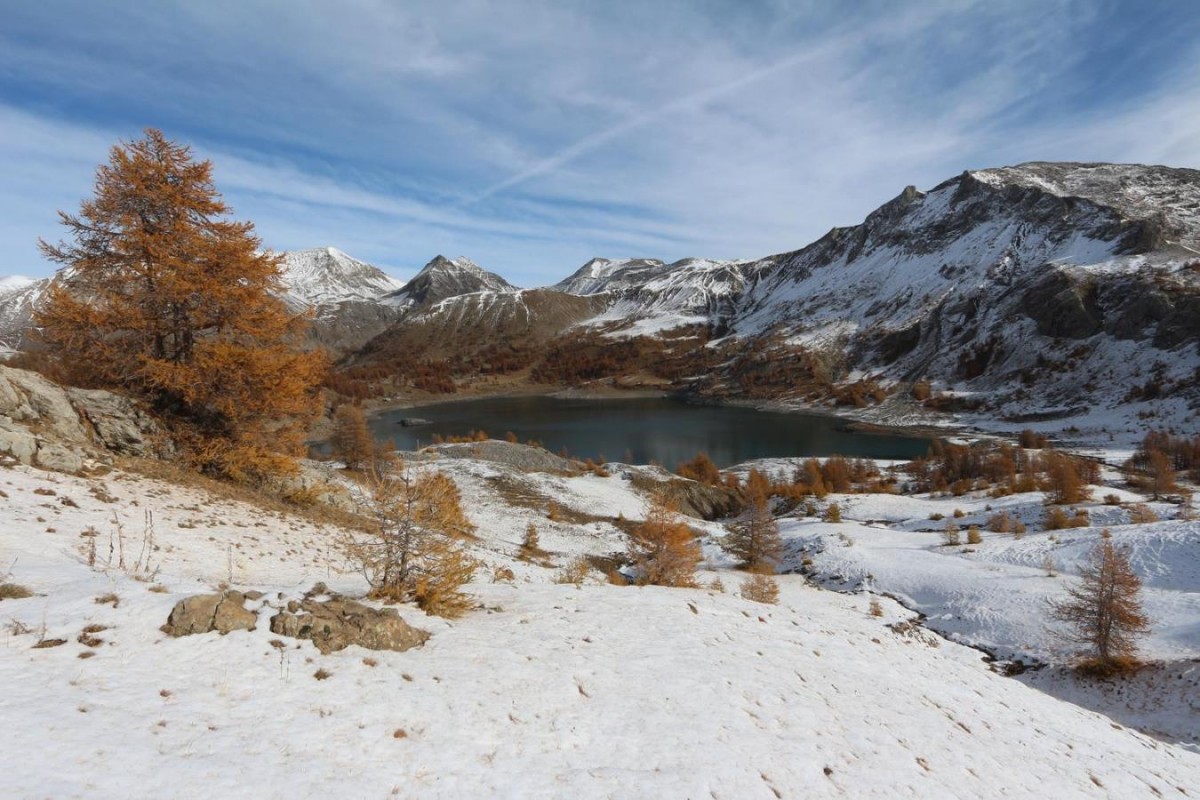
left=2, top=1, right=1198, bottom=285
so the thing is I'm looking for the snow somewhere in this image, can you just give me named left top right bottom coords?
left=3, top=453, right=1200, bottom=797
left=0, top=275, right=35, bottom=294
left=279, top=247, right=404, bottom=307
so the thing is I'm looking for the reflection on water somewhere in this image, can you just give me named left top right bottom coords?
left=370, top=395, right=929, bottom=468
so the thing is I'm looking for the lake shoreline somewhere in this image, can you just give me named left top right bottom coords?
left=346, top=389, right=945, bottom=466
left=339, top=385, right=970, bottom=456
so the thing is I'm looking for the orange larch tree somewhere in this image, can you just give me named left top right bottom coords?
left=36, top=128, right=325, bottom=481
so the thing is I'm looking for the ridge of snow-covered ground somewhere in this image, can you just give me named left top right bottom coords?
left=2, top=450, right=1200, bottom=797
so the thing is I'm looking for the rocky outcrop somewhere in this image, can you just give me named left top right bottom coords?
left=0, top=365, right=171, bottom=472
left=162, top=591, right=258, bottom=636
left=269, top=597, right=430, bottom=654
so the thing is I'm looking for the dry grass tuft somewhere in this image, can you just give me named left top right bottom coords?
left=0, top=583, right=33, bottom=600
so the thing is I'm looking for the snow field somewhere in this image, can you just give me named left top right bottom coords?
left=1, top=458, right=1199, bottom=797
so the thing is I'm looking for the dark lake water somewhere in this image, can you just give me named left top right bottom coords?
left=369, top=395, right=930, bottom=468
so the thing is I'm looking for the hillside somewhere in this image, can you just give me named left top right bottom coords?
left=3, top=448, right=1199, bottom=797
left=1, top=359, right=1198, bottom=795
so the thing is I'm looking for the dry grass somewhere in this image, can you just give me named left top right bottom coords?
left=1074, top=655, right=1142, bottom=678
left=120, top=456, right=376, bottom=533
left=0, top=583, right=33, bottom=600
left=555, top=557, right=592, bottom=586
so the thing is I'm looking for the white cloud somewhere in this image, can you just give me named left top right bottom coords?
left=2, top=1, right=1199, bottom=285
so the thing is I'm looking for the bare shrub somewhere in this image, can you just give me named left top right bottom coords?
left=0, top=583, right=33, bottom=600
left=555, top=557, right=592, bottom=586
left=1043, top=507, right=1089, bottom=531
left=346, top=461, right=477, bottom=618
left=518, top=523, right=545, bottom=562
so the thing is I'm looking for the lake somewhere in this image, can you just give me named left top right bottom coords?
left=369, top=395, right=931, bottom=468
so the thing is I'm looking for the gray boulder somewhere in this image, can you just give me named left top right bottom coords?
left=162, top=591, right=258, bottom=636
left=0, top=365, right=172, bottom=472
left=269, top=597, right=430, bottom=654
left=68, top=387, right=172, bottom=458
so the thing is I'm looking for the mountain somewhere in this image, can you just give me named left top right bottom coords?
left=382, top=255, right=517, bottom=310
left=0, top=276, right=47, bottom=351
left=553, top=257, right=668, bottom=295
left=559, top=256, right=769, bottom=336
left=278, top=248, right=406, bottom=352
left=715, top=162, right=1200, bottom=420
left=352, top=162, right=1199, bottom=427
left=279, top=247, right=403, bottom=306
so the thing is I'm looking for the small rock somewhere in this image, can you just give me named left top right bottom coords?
left=162, top=591, right=257, bottom=636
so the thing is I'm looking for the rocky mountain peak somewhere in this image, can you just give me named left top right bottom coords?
left=383, top=254, right=516, bottom=309
left=279, top=247, right=403, bottom=306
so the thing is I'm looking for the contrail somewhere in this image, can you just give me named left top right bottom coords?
left=463, top=48, right=822, bottom=206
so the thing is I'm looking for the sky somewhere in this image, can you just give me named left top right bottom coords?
left=2, top=1, right=1199, bottom=286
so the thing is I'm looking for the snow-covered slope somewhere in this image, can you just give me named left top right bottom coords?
left=0, top=275, right=35, bottom=294
left=553, top=257, right=669, bottom=295
left=279, top=247, right=403, bottom=306
left=3, top=457, right=1200, bottom=797
left=0, top=275, right=52, bottom=350
left=713, top=162, right=1200, bottom=420
left=383, top=255, right=517, bottom=310
left=572, top=256, right=770, bottom=336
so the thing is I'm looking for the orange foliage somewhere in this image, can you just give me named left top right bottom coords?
left=36, top=129, right=325, bottom=481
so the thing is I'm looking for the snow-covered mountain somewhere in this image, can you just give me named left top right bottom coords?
left=562, top=256, right=770, bottom=336
left=279, top=247, right=403, bottom=307
left=0, top=275, right=53, bottom=351
left=351, top=161, right=1200, bottom=426
left=710, top=162, right=1200, bottom=418
left=553, top=257, right=669, bottom=295
left=382, top=255, right=517, bottom=310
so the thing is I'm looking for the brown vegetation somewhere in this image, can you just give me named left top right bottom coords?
left=347, top=461, right=477, bottom=617
left=1051, top=533, right=1150, bottom=674
left=35, top=129, right=325, bottom=482
left=330, top=404, right=375, bottom=471
left=723, top=470, right=783, bottom=570
left=626, top=492, right=701, bottom=587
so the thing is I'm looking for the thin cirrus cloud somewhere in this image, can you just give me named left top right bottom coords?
left=1, top=1, right=1198, bottom=286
